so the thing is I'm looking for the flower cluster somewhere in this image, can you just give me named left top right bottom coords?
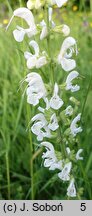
left=27, top=0, right=68, bottom=10
left=7, top=0, right=83, bottom=198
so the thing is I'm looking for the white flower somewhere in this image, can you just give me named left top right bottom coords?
left=40, top=9, right=55, bottom=41
left=50, top=83, right=64, bottom=110
left=48, top=113, right=59, bottom=131
left=58, top=162, right=72, bottom=181
left=41, top=142, right=57, bottom=168
left=49, top=160, right=63, bottom=170
left=40, top=20, right=48, bottom=40
left=67, top=178, right=76, bottom=197
left=6, top=7, right=37, bottom=42
left=51, top=0, right=68, bottom=8
left=62, top=24, right=70, bottom=36
left=41, top=142, right=55, bottom=158
left=58, top=37, right=78, bottom=72
left=27, top=0, right=42, bottom=9
left=41, top=142, right=63, bottom=170
left=31, top=114, right=51, bottom=141
left=24, top=40, right=47, bottom=69
left=70, top=113, right=82, bottom=137
left=76, top=149, right=83, bottom=160
left=25, top=72, right=47, bottom=106
left=65, top=105, right=73, bottom=116
left=66, top=71, right=80, bottom=92
left=31, top=111, right=59, bottom=141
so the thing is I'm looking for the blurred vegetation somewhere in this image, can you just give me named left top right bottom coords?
left=0, top=0, right=92, bottom=200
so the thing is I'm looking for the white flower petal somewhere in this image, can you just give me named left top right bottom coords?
left=35, top=0, right=42, bottom=9
left=48, top=113, right=59, bottom=131
left=62, top=24, right=70, bottom=36
left=29, top=40, right=39, bottom=56
left=31, top=113, right=47, bottom=124
left=70, top=113, right=82, bottom=137
left=50, top=83, right=64, bottom=110
left=67, top=179, right=76, bottom=197
left=27, top=94, right=39, bottom=106
left=65, top=105, right=73, bottom=116
left=13, top=7, right=36, bottom=27
left=58, top=162, right=72, bottom=181
left=40, top=20, right=48, bottom=40
left=31, top=122, right=43, bottom=135
left=26, top=56, right=37, bottom=69
left=61, top=37, right=76, bottom=53
left=13, top=28, right=25, bottom=42
left=61, top=58, right=76, bottom=72
left=27, top=0, right=34, bottom=10
left=51, top=0, right=68, bottom=7
left=55, top=0, right=68, bottom=7
left=24, top=51, right=32, bottom=60
left=76, top=149, right=83, bottom=160
left=49, top=160, right=63, bottom=170
left=66, top=71, right=80, bottom=92
left=36, top=56, right=47, bottom=68
left=41, top=142, right=55, bottom=153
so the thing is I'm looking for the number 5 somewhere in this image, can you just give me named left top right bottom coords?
left=80, top=203, right=86, bottom=211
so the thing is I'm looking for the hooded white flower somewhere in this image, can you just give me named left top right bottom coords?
left=58, top=162, right=72, bottom=181
left=70, top=113, right=82, bottom=137
left=76, top=149, right=83, bottom=160
left=58, top=37, right=78, bottom=72
left=51, top=0, right=68, bottom=7
left=65, top=105, right=73, bottom=116
left=48, top=113, right=59, bottom=131
left=27, top=0, right=43, bottom=9
left=24, top=40, right=47, bottom=69
left=50, top=83, right=64, bottom=110
left=6, top=7, right=37, bottom=42
left=25, top=72, right=47, bottom=106
left=31, top=113, right=51, bottom=141
left=41, top=142, right=63, bottom=170
left=31, top=112, right=59, bottom=141
left=40, top=20, right=48, bottom=40
left=67, top=178, right=76, bottom=197
left=66, top=71, right=80, bottom=92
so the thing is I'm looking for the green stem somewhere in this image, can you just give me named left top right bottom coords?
left=5, top=152, right=10, bottom=199
left=27, top=105, right=34, bottom=199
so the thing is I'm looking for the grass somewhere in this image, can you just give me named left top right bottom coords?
left=0, top=2, right=92, bottom=200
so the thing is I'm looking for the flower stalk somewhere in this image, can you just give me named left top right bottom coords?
left=7, top=0, right=84, bottom=199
